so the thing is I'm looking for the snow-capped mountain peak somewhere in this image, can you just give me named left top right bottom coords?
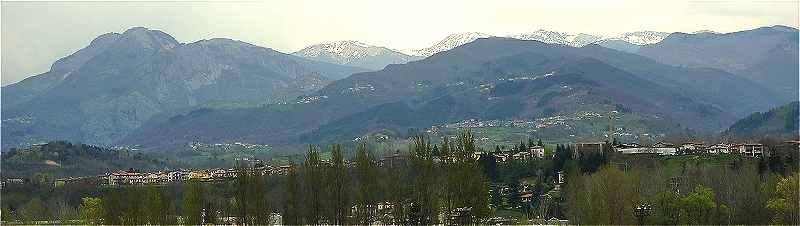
left=293, top=40, right=419, bottom=70
left=294, top=29, right=674, bottom=69
left=508, top=29, right=669, bottom=47
left=510, top=29, right=603, bottom=47
left=294, top=40, right=378, bottom=60
left=409, top=32, right=493, bottom=57
left=602, top=31, right=670, bottom=45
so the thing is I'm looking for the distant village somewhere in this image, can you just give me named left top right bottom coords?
left=1, top=139, right=797, bottom=225
left=436, top=112, right=605, bottom=131
left=3, top=139, right=795, bottom=189
left=472, top=140, right=791, bottom=163
left=0, top=159, right=293, bottom=189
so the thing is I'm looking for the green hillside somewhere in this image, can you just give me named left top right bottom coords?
left=1, top=141, right=179, bottom=179
left=726, top=101, right=799, bottom=138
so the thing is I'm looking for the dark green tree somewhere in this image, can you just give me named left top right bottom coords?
left=282, top=166, right=301, bottom=225
left=181, top=182, right=204, bottom=225
left=102, top=189, right=123, bottom=225
left=680, top=185, right=727, bottom=224
left=144, top=185, right=172, bottom=224
left=234, top=166, right=269, bottom=225
left=20, top=198, right=49, bottom=223
left=409, top=135, right=440, bottom=224
left=327, top=143, right=350, bottom=225
left=302, top=144, right=323, bottom=224
left=354, top=142, right=378, bottom=224
left=651, top=191, right=681, bottom=224
left=79, top=197, right=102, bottom=224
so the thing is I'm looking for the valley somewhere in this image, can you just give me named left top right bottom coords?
left=1, top=12, right=798, bottom=224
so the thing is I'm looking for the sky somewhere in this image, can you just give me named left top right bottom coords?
left=1, top=0, right=798, bottom=85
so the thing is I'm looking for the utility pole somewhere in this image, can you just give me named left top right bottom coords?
left=607, top=110, right=618, bottom=144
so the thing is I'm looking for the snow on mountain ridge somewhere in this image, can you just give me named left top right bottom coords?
left=295, top=41, right=373, bottom=60
left=293, top=40, right=419, bottom=70
left=409, top=32, right=493, bottom=57
left=602, top=31, right=670, bottom=45
left=294, top=40, right=408, bottom=65
left=509, top=29, right=670, bottom=47
left=407, top=29, right=669, bottom=57
left=510, top=29, right=603, bottom=47
left=294, top=30, right=672, bottom=65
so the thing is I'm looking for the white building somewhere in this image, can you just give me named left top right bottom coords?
left=707, top=144, right=732, bottom=154
left=679, top=143, right=706, bottom=154
left=529, top=145, right=546, bottom=158
left=615, top=142, right=677, bottom=155
left=734, top=143, right=764, bottom=157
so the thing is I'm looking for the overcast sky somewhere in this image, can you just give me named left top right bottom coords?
left=2, top=0, right=798, bottom=85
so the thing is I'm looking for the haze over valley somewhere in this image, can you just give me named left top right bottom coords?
left=1, top=1, right=798, bottom=225
left=2, top=25, right=797, bottom=152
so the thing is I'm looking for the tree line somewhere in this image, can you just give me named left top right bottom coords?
left=2, top=130, right=492, bottom=225
left=282, top=130, right=490, bottom=224
left=561, top=145, right=799, bottom=225
left=2, top=131, right=798, bottom=225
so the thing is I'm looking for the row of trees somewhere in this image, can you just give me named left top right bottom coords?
left=2, top=132, right=797, bottom=225
left=81, top=169, right=277, bottom=225
left=563, top=154, right=799, bottom=225
left=2, top=130, right=492, bottom=225
left=101, top=186, right=174, bottom=225
left=282, top=130, right=490, bottom=224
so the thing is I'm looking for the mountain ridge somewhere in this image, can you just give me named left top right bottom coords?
left=292, top=40, right=419, bottom=70
left=123, top=37, right=771, bottom=148
left=4, top=25, right=796, bottom=152
left=1, top=27, right=365, bottom=150
left=725, top=101, right=799, bottom=139
left=407, top=32, right=494, bottom=57
left=637, top=25, right=799, bottom=102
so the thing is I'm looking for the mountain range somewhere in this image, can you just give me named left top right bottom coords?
left=1, top=27, right=364, bottom=149
left=292, top=41, right=420, bottom=70
left=637, top=25, right=799, bottom=101
left=121, top=30, right=792, bottom=148
left=407, top=32, right=496, bottom=57
left=509, top=30, right=602, bottom=47
left=593, top=31, right=672, bottom=53
left=2, top=25, right=797, bottom=151
left=293, top=30, right=671, bottom=70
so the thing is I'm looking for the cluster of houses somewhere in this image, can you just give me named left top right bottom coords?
left=189, top=142, right=271, bottom=152
left=54, top=164, right=294, bottom=187
left=482, top=144, right=547, bottom=162
left=438, top=112, right=605, bottom=131
left=465, top=140, right=782, bottom=165
left=28, top=140, right=799, bottom=189
left=613, top=142, right=767, bottom=157
left=372, top=143, right=548, bottom=167
left=0, top=178, right=26, bottom=189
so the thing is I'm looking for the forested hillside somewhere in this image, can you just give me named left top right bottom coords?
left=125, top=37, right=781, bottom=147
left=726, top=101, right=799, bottom=139
left=1, top=141, right=178, bottom=178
